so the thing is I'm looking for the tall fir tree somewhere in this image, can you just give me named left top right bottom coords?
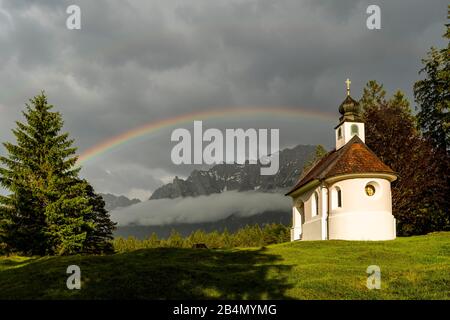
left=302, top=145, right=327, bottom=173
left=413, top=20, right=450, bottom=154
left=360, top=82, right=449, bottom=235
left=0, top=92, right=115, bottom=255
left=83, top=181, right=116, bottom=254
left=360, top=80, right=387, bottom=112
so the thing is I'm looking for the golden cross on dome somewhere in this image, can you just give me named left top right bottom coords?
left=345, top=78, right=351, bottom=96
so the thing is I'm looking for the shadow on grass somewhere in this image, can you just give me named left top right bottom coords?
left=0, top=247, right=293, bottom=300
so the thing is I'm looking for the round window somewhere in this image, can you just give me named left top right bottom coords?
left=365, top=184, right=376, bottom=196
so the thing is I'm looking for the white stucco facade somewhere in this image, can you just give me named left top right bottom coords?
left=327, top=176, right=396, bottom=240
left=291, top=185, right=323, bottom=241
left=290, top=174, right=396, bottom=241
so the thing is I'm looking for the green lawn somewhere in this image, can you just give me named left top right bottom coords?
left=0, top=232, right=449, bottom=299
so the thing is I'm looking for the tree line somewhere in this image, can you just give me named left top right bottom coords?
left=113, top=223, right=290, bottom=252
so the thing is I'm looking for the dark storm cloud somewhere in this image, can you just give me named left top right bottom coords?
left=0, top=0, right=447, bottom=197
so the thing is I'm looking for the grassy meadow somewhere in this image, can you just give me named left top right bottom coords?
left=0, top=232, right=449, bottom=300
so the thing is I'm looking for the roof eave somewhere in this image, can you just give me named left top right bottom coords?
left=285, top=179, right=321, bottom=198
left=324, top=172, right=398, bottom=185
left=334, top=120, right=364, bottom=129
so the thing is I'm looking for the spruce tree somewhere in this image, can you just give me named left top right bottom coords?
left=0, top=92, right=115, bottom=255
left=302, top=145, right=327, bottom=174
left=413, top=23, right=449, bottom=154
left=360, top=80, right=387, bottom=112
left=83, top=181, right=116, bottom=254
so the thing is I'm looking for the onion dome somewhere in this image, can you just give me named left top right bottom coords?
left=338, top=95, right=363, bottom=123
left=338, top=78, right=363, bottom=123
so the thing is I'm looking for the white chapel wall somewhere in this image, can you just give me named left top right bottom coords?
left=328, top=177, right=396, bottom=240
left=293, top=186, right=323, bottom=240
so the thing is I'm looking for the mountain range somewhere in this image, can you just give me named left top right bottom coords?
left=99, top=193, right=141, bottom=211
left=149, top=144, right=316, bottom=200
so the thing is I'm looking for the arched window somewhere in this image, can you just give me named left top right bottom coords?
left=333, top=186, right=342, bottom=209
left=311, top=192, right=319, bottom=216
left=351, top=124, right=359, bottom=136
left=337, top=188, right=342, bottom=207
left=337, top=127, right=342, bottom=139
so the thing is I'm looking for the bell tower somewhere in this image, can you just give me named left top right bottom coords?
left=335, top=79, right=365, bottom=150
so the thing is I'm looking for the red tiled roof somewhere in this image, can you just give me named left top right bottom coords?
left=285, top=135, right=395, bottom=196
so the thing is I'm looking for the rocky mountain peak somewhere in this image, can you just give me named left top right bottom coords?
left=150, top=144, right=316, bottom=200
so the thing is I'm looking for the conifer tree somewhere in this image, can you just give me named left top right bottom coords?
left=360, top=80, right=387, bottom=112
left=147, top=232, right=160, bottom=248
left=414, top=22, right=449, bottom=154
left=83, top=181, right=116, bottom=254
left=0, top=92, right=115, bottom=255
left=221, top=228, right=232, bottom=248
left=302, top=145, right=327, bottom=173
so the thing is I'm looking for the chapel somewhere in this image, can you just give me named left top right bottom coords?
left=286, top=80, right=397, bottom=241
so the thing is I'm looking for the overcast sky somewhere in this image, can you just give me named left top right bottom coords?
left=0, top=0, right=447, bottom=200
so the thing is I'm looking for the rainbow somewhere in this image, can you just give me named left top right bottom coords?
left=76, top=106, right=335, bottom=165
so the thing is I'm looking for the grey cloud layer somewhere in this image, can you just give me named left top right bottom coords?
left=110, top=191, right=291, bottom=226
